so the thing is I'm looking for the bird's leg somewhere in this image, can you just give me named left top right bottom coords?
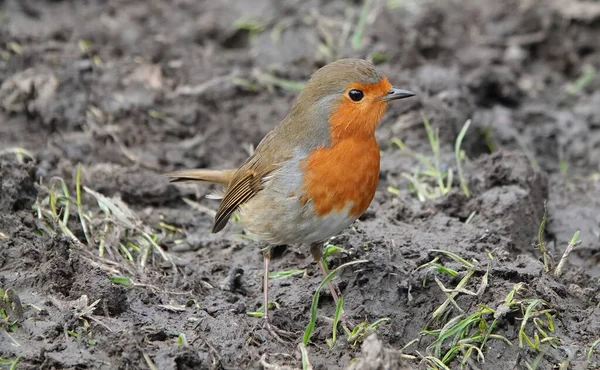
left=261, top=247, right=293, bottom=342
left=309, top=242, right=354, bottom=330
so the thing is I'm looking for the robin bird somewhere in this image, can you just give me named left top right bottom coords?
left=165, top=58, right=415, bottom=340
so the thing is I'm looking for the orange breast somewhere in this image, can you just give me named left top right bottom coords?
left=300, top=138, right=380, bottom=217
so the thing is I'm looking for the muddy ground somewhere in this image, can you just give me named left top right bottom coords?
left=1, top=0, right=600, bottom=369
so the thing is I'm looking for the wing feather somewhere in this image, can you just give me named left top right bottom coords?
left=212, top=169, right=267, bottom=233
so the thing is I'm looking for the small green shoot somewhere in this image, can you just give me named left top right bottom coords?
left=351, top=0, right=372, bottom=50
left=75, top=164, right=90, bottom=246
left=143, top=352, right=158, bottom=370
left=482, top=125, right=495, bottom=153
left=256, top=72, right=305, bottom=92
left=247, top=301, right=280, bottom=318
left=587, top=338, right=600, bottom=361
left=536, top=201, right=551, bottom=273
left=177, top=333, right=188, bottom=347
left=232, top=77, right=260, bottom=92
left=233, top=17, right=266, bottom=36
left=420, top=356, right=452, bottom=370
left=455, top=119, right=471, bottom=197
left=303, top=260, right=368, bottom=345
left=299, top=343, right=313, bottom=370
left=554, top=230, right=581, bottom=277
left=322, top=243, right=348, bottom=271
left=465, top=211, right=476, bottom=224
left=327, top=295, right=344, bottom=349
left=387, top=186, right=400, bottom=195
left=0, top=356, right=20, bottom=370
left=368, top=51, right=388, bottom=64
left=429, top=250, right=474, bottom=269
left=566, top=65, right=596, bottom=95
left=109, top=276, right=132, bottom=286
left=268, top=269, right=306, bottom=280
left=346, top=318, right=390, bottom=346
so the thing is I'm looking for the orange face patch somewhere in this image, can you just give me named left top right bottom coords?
left=298, top=77, right=390, bottom=217
left=328, top=77, right=392, bottom=142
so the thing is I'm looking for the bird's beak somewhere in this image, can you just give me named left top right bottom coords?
left=381, top=87, right=415, bottom=102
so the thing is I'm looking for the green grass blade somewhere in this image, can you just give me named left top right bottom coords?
left=303, top=260, right=368, bottom=345
left=299, top=343, right=313, bottom=370
left=268, top=269, right=305, bottom=280
left=537, top=201, right=550, bottom=272
left=352, top=0, right=372, bottom=50
left=329, top=295, right=344, bottom=348
left=76, top=164, right=90, bottom=245
left=429, top=249, right=474, bottom=269
left=588, top=338, right=600, bottom=361
left=257, top=72, right=305, bottom=92
left=455, top=119, right=471, bottom=197
left=110, top=276, right=132, bottom=286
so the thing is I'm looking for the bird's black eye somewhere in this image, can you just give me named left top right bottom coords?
left=348, top=89, right=364, bottom=102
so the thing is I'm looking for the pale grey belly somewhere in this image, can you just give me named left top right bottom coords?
left=236, top=155, right=358, bottom=245
left=238, top=190, right=357, bottom=245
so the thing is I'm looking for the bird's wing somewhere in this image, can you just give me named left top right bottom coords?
left=212, top=124, right=296, bottom=233
left=212, top=167, right=268, bottom=233
left=212, top=135, right=284, bottom=233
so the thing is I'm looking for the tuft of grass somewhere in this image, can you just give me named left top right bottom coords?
left=419, top=277, right=559, bottom=368
left=83, top=186, right=170, bottom=265
left=417, top=251, right=528, bottom=367
left=303, top=260, right=368, bottom=345
left=391, top=116, right=471, bottom=201
left=518, top=299, right=559, bottom=351
left=33, top=166, right=177, bottom=286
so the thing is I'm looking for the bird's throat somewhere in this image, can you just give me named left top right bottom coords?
left=328, top=99, right=388, bottom=143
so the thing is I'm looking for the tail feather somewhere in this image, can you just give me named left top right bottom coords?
left=163, top=169, right=236, bottom=185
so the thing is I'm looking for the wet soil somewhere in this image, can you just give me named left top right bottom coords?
left=1, top=0, right=600, bottom=369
